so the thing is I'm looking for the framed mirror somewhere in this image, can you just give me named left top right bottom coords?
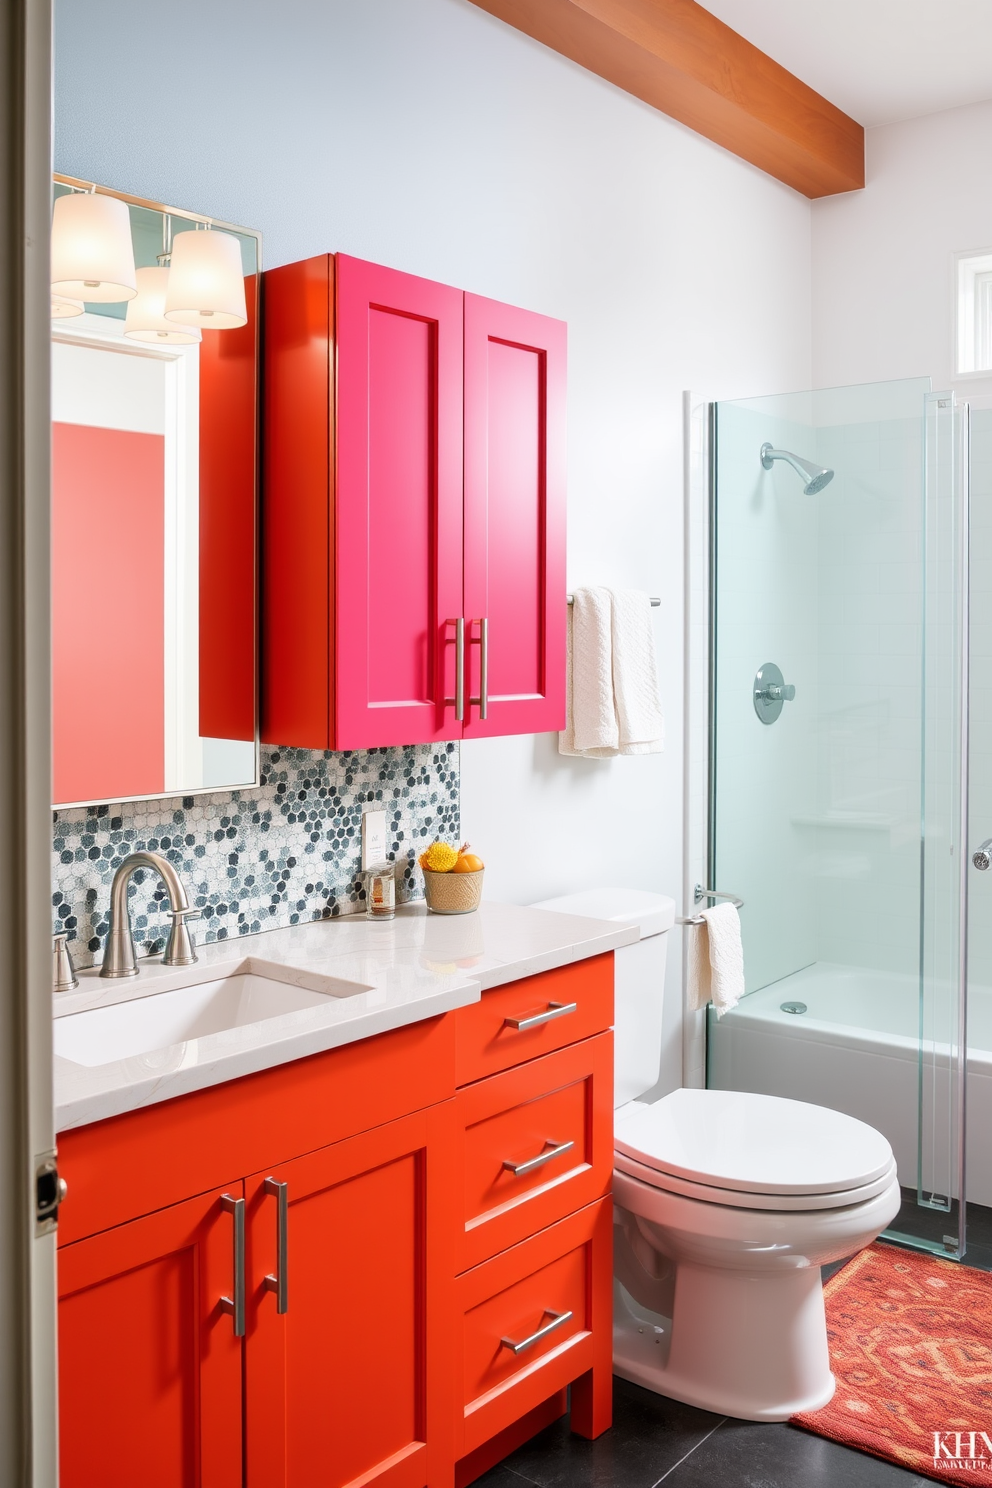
left=50, top=176, right=260, bottom=808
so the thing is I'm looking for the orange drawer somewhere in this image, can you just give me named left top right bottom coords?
left=456, top=1033, right=613, bottom=1270
left=455, top=954, right=613, bottom=1086
left=456, top=1198, right=612, bottom=1457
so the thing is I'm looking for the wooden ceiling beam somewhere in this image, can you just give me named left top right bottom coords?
left=466, top=0, right=864, bottom=198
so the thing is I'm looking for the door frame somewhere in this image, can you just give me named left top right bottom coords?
left=0, top=0, right=59, bottom=1481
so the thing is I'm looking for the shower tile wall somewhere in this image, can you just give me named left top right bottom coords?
left=713, top=400, right=820, bottom=994
left=713, top=382, right=929, bottom=997
left=813, top=415, right=923, bottom=974
left=53, top=742, right=460, bottom=969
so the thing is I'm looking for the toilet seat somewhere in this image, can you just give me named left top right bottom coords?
left=614, top=1087, right=894, bottom=1200
left=614, top=1147, right=899, bottom=1211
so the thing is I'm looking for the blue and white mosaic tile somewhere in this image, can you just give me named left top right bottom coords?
left=52, top=743, right=460, bottom=969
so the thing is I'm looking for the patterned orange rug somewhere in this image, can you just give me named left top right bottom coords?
left=791, top=1243, right=992, bottom=1483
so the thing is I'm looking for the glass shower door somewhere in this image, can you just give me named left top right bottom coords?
left=705, top=378, right=970, bottom=1259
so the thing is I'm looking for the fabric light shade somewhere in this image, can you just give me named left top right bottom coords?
left=51, top=292, right=83, bottom=319
left=124, top=267, right=201, bottom=345
left=164, top=228, right=247, bottom=329
left=51, top=191, right=137, bottom=302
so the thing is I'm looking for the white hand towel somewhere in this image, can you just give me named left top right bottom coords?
left=559, top=587, right=619, bottom=757
left=612, top=589, right=665, bottom=755
left=685, top=903, right=745, bottom=1016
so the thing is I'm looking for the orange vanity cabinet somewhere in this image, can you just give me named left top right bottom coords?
left=56, top=953, right=614, bottom=1488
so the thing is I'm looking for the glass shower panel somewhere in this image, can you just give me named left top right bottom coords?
left=706, top=378, right=968, bottom=1259
left=966, top=397, right=992, bottom=1263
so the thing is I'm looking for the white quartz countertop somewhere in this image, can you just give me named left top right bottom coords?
left=54, top=901, right=636, bottom=1132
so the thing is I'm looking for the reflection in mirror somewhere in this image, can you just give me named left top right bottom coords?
left=50, top=178, right=260, bottom=808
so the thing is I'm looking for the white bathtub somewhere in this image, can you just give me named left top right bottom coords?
left=707, top=961, right=992, bottom=1207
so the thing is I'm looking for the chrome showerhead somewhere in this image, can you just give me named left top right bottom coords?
left=760, top=442, right=834, bottom=495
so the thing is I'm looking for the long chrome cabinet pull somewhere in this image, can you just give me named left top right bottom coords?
left=502, top=1139, right=575, bottom=1177
left=501, top=1308, right=573, bottom=1355
left=504, top=1000, right=577, bottom=1032
left=219, top=1194, right=245, bottom=1337
left=469, top=617, right=488, bottom=721
left=263, top=1177, right=289, bottom=1314
left=443, top=619, right=466, bottom=721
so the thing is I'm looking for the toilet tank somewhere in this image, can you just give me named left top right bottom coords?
left=530, top=888, right=676, bottom=1108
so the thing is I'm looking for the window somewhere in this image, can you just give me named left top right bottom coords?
left=956, top=249, right=992, bottom=374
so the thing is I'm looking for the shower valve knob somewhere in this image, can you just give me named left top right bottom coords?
left=974, top=840, right=992, bottom=872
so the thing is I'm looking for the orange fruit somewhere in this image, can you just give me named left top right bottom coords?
left=452, top=853, right=484, bottom=873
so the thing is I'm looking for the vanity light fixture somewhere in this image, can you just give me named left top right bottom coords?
left=124, top=267, right=201, bottom=345
left=164, top=225, right=247, bottom=329
left=124, top=214, right=200, bottom=345
left=50, top=291, right=84, bottom=319
left=50, top=188, right=137, bottom=303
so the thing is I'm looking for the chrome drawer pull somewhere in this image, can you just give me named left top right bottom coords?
left=263, top=1177, right=289, bottom=1314
left=504, top=1000, right=577, bottom=1032
left=501, top=1308, right=574, bottom=1356
left=503, top=1139, right=575, bottom=1177
left=219, top=1194, right=245, bottom=1337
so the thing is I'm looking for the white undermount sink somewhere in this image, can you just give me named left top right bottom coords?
left=54, top=969, right=369, bottom=1068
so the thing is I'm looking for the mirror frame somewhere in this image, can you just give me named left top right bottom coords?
left=51, top=175, right=262, bottom=809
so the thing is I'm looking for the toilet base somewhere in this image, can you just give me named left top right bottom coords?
left=612, top=1273, right=837, bottom=1422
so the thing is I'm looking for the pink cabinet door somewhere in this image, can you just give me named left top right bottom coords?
left=462, top=295, right=567, bottom=738
left=335, top=256, right=464, bottom=749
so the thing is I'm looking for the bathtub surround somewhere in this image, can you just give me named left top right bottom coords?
left=52, top=742, right=460, bottom=969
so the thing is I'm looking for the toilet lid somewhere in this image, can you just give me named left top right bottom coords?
left=614, top=1088, right=894, bottom=1196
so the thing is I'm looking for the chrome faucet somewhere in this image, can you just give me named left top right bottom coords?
left=100, top=851, right=200, bottom=979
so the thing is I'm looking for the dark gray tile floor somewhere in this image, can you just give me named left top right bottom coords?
left=472, top=1377, right=930, bottom=1488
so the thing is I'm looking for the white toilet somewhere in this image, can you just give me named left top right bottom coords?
left=533, top=888, right=902, bottom=1422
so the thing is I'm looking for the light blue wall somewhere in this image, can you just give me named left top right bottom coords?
left=56, top=0, right=813, bottom=1084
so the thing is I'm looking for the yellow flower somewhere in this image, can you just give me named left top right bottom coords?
left=419, top=841, right=459, bottom=873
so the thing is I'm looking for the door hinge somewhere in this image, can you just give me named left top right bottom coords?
left=35, top=1151, right=67, bottom=1236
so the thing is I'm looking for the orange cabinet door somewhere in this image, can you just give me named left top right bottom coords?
left=245, top=1105, right=456, bottom=1488
left=58, top=1183, right=245, bottom=1488
left=455, top=1198, right=612, bottom=1462
left=455, top=1032, right=613, bottom=1270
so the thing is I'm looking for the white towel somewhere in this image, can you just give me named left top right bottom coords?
left=559, top=587, right=618, bottom=757
left=686, top=903, right=745, bottom=1016
left=558, top=587, right=664, bottom=758
left=612, top=589, right=665, bottom=755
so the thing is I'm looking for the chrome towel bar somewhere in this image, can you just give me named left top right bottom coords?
left=567, top=594, right=660, bottom=606
left=678, top=885, right=744, bottom=927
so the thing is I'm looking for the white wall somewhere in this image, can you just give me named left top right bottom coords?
left=54, top=0, right=812, bottom=1092
left=812, top=98, right=992, bottom=393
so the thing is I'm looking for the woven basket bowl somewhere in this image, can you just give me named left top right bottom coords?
left=422, top=867, right=484, bottom=915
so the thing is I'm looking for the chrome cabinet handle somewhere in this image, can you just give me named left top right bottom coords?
left=263, top=1177, right=288, bottom=1314
left=219, top=1194, right=245, bottom=1337
left=501, top=1308, right=573, bottom=1355
left=467, top=617, right=489, bottom=721
left=974, top=839, right=992, bottom=871
left=477, top=617, right=489, bottom=721
left=444, top=618, right=466, bottom=721
left=502, top=1139, right=575, bottom=1177
left=503, top=1000, right=577, bottom=1032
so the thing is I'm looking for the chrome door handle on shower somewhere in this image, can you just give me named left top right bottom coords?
left=975, top=840, right=992, bottom=871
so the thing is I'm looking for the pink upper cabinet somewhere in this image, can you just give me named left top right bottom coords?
left=462, top=295, right=567, bottom=739
left=335, top=256, right=465, bottom=749
left=261, top=258, right=566, bottom=751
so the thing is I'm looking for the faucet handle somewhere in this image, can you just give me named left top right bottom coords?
left=53, top=933, right=79, bottom=993
left=163, top=907, right=200, bottom=968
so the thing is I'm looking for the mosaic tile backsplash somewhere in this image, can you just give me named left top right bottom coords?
left=52, top=743, right=460, bottom=969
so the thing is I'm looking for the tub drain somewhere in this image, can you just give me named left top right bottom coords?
left=780, top=1001, right=807, bottom=1015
